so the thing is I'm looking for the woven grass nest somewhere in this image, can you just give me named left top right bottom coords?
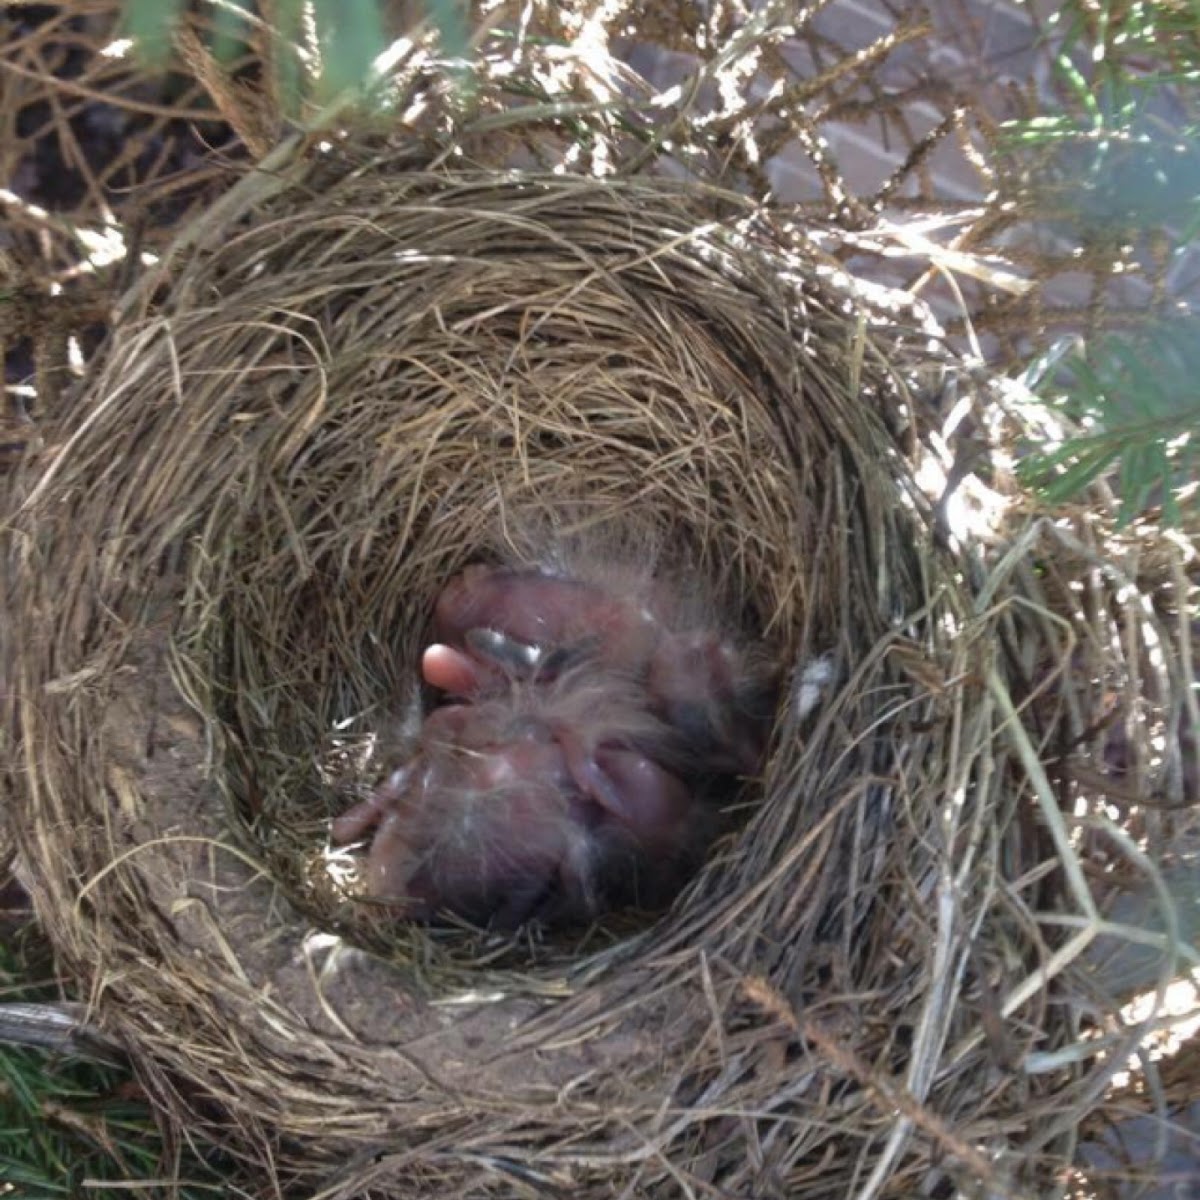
left=4, top=155, right=1197, bottom=1198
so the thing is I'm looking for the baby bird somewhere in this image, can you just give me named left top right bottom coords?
left=432, top=563, right=662, bottom=681
left=428, top=563, right=778, bottom=776
left=332, top=561, right=777, bottom=928
left=331, top=669, right=699, bottom=927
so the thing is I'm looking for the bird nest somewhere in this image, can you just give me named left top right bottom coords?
left=3, top=154, right=1197, bottom=1198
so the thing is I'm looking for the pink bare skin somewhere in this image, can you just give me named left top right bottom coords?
left=434, top=564, right=662, bottom=681
left=333, top=708, right=592, bottom=923
left=429, top=564, right=779, bottom=774
left=332, top=563, right=778, bottom=927
left=331, top=675, right=699, bottom=926
left=647, top=630, right=778, bottom=775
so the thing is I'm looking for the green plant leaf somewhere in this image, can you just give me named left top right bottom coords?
left=211, top=0, right=255, bottom=64
left=122, top=0, right=185, bottom=65
left=1020, top=318, right=1200, bottom=526
left=428, top=0, right=470, bottom=59
left=271, top=0, right=305, bottom=120
left=310, top=0, right=388, bottom=101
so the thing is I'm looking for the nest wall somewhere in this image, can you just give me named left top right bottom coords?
left=4, top=159, right=1196, bottom=1198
